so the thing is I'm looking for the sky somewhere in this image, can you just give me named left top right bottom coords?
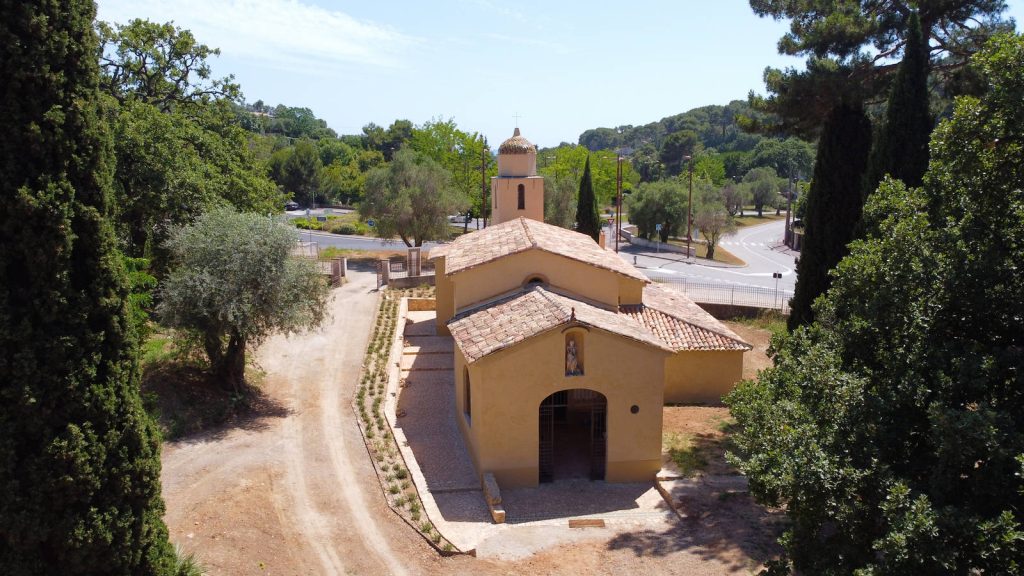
left=96, top=0, right=1024, bottom=149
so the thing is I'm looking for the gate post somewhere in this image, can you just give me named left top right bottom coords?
left=378, top=257, right=390, bottom=288
left=408, top=247, right=421, bottom=277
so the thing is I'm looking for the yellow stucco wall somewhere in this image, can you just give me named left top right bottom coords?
left=491, top=176, right=544, bottom=225
left=434, top=257, right=453, bottom=335
left=459, top=325, right=669, bottom=488
left=664, top=349, right=745, bottom=405
left=445, top=250, right=645, bottom=319
left=453, top=349, right=481, bottom=472
left=617, top=276, right=644, bottom=306
left=497, top=151, right=537, bottom=177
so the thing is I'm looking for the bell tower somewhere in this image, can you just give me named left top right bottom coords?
left=491, top=128, right=544, bottom=225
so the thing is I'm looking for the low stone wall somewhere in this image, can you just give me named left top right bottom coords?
left=388, top=275, right=436, bottom=289
left=406, top=297, right=436, bottom=311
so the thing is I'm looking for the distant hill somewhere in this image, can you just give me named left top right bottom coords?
left=578, top=100, right=769, bottom=153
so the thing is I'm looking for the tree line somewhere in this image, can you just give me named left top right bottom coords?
left=2, top=10, right=330, bottom=573
left=725, top=2, right=1023, bottom=574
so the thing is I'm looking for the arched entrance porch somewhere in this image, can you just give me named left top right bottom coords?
left=538, top=389, right=607, bottom=482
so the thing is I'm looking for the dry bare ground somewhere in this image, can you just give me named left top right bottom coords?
left=160, top=272, right=782, bottom=575
left=161, top=271, right=486, bottom=575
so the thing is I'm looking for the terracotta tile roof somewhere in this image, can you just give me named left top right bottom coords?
left=427, top=244, right=449, bottom=260
left=619, top=284, right=751, bottom=352
left=429, top=217, right=648, bottom=282
left=449, top=286, right=672, bottom=363
left=498, top=127, right=536, bottom=154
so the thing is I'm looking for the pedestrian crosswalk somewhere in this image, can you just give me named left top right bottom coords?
left=720, top=241, right=769, bottom=247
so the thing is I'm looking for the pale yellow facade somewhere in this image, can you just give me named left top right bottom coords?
left=436, top=249, right=645, bottom=331
left=664, top=350, right=745, bottom=405
left=454, top=326, right=669, bottom=488
left=492, top=176, right=544, bottom=224
left=429, top=128, right=748, bottom=491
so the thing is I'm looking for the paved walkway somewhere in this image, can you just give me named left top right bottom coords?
left=390, top=308, right=679, bottom=557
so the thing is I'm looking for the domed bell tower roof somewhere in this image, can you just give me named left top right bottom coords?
left=498, top=127, right=536, bottom=155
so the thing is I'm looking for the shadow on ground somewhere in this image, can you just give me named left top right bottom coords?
left=606, top=485, right=784, bottom=572
left=143, top=362, right=290, bottom=442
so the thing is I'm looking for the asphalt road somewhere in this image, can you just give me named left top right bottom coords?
left=294, top=213, right=797, bottom=292
left=298, top=229, right=439, bottom=252
left=619, top=219, right=797, bottom=292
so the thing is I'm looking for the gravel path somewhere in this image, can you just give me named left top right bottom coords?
left=161, top=272, right=440, bottom=575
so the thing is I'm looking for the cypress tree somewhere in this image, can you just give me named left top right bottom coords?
left=575, top=155, right=601, bottom=241
left=864, top=12, right=932, bottom=194
left=0, top=2, right=175, bottom=573
left=788, top=104, right=873, bottom=329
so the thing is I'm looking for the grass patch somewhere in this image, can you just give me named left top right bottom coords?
left=294, top=212, right=371, bottom=235
left=668, top=239, right=746, bottom=265
left=733, top=212, right=786, bottom=227
left=318, top=246, right=408, bottom=262
left=730, top=310, right=788, bottom=339
left=141, top=332, right=175, bottom=366
left=141, top=331, right=285, bottom=440
left=663, top=432, right=710, bottom=477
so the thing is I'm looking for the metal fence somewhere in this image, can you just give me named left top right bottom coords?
left=654, top=277, right=792, bottom=313
left=387, top=258, right=436, bottom=280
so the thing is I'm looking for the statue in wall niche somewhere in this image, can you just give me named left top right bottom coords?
left=566, top=338, right=581, bottom=376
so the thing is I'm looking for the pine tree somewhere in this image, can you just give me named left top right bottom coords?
left=0, top=2, right=175, bottom=573
left=575, top=155, right=601, bottom=241
left=864, top=12, right=932, bottom=193
left=788, top=104, right=873, bottom=329
left=728, top=35, right=1024, bottom=573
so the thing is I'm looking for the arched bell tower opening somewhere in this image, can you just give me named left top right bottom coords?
left=491, top=127, right=545, bottom=224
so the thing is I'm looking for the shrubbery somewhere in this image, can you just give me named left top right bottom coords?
left=293, top=217, right=323, bottom=230
left=326, top=218, right=369, bottom=235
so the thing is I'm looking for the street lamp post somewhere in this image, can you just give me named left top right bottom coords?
left=615, top=156, right=623, bottom=252
left=480, top=136, right=488, bottom=229
left=684, top=155, right=694, bottom=259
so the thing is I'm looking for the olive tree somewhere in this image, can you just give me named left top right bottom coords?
left=359, top=147, right=466, bottom=246
left=627, top=179, right=687, bottom=242
left=158, top=208, right=329, bottom=391
left=695, top=179, right=736, bottom=260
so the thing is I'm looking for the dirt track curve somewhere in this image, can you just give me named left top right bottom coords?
left=160, top=271, right=480, bottom=575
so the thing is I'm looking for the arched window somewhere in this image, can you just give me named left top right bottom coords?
left=463, top=367, right=472, bottom=424
left=517, top=183, right=525, bottom=210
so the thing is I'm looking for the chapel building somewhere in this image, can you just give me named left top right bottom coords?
left=428, top=128, right=750, bottom=488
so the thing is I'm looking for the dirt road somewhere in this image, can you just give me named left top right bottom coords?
left=161, top=271, right=470, bottom=575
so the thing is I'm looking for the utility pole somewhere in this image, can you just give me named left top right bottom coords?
left=615, top=156, right=623, bottom=252
left=684, top=155, right=694, bottom=259
left=480, top=136, right=488, bottom=229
